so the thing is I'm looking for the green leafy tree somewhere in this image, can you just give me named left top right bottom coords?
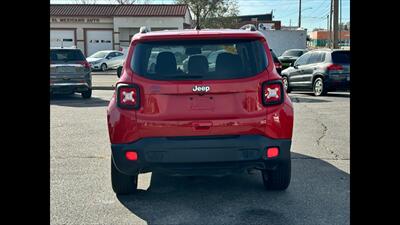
left=176, top=0, right=239, bottom=28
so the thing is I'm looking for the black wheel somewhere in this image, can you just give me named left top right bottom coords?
left=261, top=160, right=291, bottom=190
left=81, top=89, right=92, bottom=99
left=117, top=66, right=123, bottom=78
left=282, top=76, right=291, bottom=93
left=313, top=77, right=327, bottom=96
left=111, top=157, right=138, bottom=195
left=101, top=63, right=108, bottom=72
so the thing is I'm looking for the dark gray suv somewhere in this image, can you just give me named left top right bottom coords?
left=50, top=48, right=92, bottom=99
left=281, top=49, right=350, bottom=96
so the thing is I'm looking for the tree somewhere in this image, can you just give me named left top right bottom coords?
left=176, top=0, right=239, bottom=29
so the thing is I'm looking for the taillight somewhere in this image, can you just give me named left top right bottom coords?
left=262, top=80, right=284, bottom=106
left=79, top=60, right=91, bottom=69
left=116, top=83, right=140, bottom=109
left=327, top=64, right=343, bottom=71
left=274, top=62, right=282, bottom=69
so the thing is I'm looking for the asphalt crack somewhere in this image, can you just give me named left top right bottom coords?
left=316, top=121, right=327, bottom=146
left=292, top=96, right=341, bottom=160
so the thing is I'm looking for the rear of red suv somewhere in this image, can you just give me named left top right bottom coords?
left=107, top=29, right=294, bottom=194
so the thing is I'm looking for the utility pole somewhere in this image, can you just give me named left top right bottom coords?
left=298, top=0, right=302, bottom=28
left=290, top=19, right=291, bottom=28
left=339, top=0, right=342, bottom=45
left=329, top=0, right=333, bottom=48
left=333, top=0, right=339, bottom=49
left=327, top=14, right=330, bottom=47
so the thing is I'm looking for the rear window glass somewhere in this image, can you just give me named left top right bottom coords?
left=50, top=49, right=85, bottom=61
left=308, top=52, right=325, bottom=64
left=332, top=51, right=350, bottom=64
left=131, top=39, right=267, bottom=80
left=89, top=51, right=108, bottom=58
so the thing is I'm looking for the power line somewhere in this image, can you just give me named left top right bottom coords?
left=306, top=0, right=329, bottom=16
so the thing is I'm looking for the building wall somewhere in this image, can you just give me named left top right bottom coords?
left=51, top=16, right=113, bottom=52
left=51, top=15, right=191, bottom=53
left=184, top=10, right=192, bottom=26
left=310, top=30, right=350, bottom=40
left=113, top=16, right=184, bottom=29
left=113, top=16, right=185, bottom=50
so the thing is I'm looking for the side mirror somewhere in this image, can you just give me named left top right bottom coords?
left=117, top=66, right=122, bottom=78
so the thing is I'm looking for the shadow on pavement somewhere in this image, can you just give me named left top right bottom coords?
left=290, top=96, right=331, bottom=103
left=50, top=94, right=109, bottom=107
left=117, top=152, right=349, bottom=225
left=324, top=92, right=350, bottom=98
left=293, top=92, right=350, bottom=98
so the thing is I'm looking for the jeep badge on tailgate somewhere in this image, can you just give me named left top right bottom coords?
left=192, top=85, right=210, bottom=92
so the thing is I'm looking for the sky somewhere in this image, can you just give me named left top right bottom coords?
left=50, top=0, right=350, bottom=31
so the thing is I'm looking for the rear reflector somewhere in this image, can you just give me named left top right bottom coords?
left=266, top=147, right=279, bottom=158
left=125, top=151, right=138, bottom=161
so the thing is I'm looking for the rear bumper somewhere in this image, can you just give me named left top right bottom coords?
left=111, top=135, right=291, bottom=176
left=326, top=77, right=350, bottom=91
left=50, top=82, right=91, bottom=93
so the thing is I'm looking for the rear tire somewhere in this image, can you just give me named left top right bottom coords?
left=313, top=77, right=327, bottom=96
left=81, top=89, right=92, bottom=99
left=111, top=157, right=138, bottom=195
left=262, top=160, right=291, bottom=190
left=282, top=76, right=291, bottom=93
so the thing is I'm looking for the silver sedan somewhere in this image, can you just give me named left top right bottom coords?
left=87, top=50, right=125, bottom=71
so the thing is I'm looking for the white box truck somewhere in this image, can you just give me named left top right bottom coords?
left=257, top=29, right=307, bottom=56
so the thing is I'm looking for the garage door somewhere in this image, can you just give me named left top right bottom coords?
left=86, top=30, right=113, bottom=57
left=50, top=30, right=75, bottom=48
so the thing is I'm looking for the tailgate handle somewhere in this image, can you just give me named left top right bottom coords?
left=192, top=122, right=212, bottom=130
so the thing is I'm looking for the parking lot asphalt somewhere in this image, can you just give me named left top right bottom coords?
left=92, top=71, right=118, bottom=90
left=50, top=90, right=349, bottom=225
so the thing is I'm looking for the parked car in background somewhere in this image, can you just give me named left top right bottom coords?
left=280, top=49, right=350, bottom=96
left=50, top=47, right=92, bottom=98
left=87, top=50, right=125, bottom=71
left=270, top=49, right=282, bottom=75
left=278, top=49, right=308, bottom=70
left=119, top=46, right=129, bottom=55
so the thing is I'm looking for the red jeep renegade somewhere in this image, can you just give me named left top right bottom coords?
left=107, top=29, right=294, bottom=194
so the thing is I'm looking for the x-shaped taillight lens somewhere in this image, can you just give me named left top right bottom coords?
left=116, top=83, right=140, bottom=109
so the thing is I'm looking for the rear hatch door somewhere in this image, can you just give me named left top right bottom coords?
left=50, top=49, right=89, bottom=83
left=130, top=38, right=270, bottom=136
